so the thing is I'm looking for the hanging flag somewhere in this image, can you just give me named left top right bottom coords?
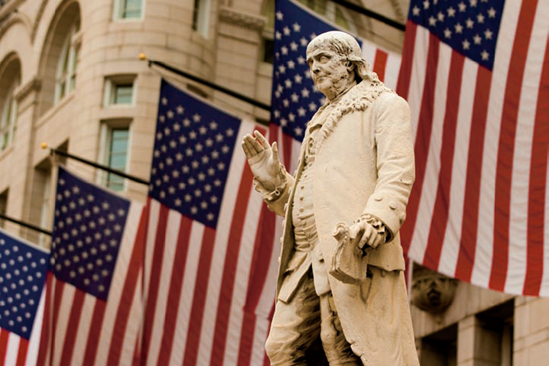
left=271, top=0, right=402, bottom=173
left=397, top=0, right=549, bottom=296
left=139, top=79, right=278, bottom=366
left=37, top=166, right=146, bottom=366
left=0, top=230, right=48, bottom=366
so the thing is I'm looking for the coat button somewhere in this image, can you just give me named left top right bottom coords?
left=389, top=201, right=397, bottom=210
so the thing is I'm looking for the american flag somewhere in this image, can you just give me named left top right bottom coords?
left=37, top=166, right=146, bottom=366
left=139, top=80, right=279, bottom=366
left=398, top=0, right=549, bottom=296
left=0, top=230, right=48, bottom=366
left=271, top=0, right=402, bottom=173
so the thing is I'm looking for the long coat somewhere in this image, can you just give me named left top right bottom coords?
left=261, top=81, right=419, bottom=365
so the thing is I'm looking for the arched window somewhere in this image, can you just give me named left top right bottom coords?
left=55, top=22, right=80, bottom=103
left=0, top=81, right=18, bottom=150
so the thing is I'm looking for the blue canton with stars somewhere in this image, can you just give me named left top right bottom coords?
left=409, top=0, right=505, bottom=70
left=150, top=80, right=240, bottom=228
left=271, top=0, right=353, bottom=141
left=0, top=230, right=48, bottom=340
left=51, top=166, right=130, bottom=301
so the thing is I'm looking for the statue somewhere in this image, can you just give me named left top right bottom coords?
left=242, top=31, right=420, bottom=366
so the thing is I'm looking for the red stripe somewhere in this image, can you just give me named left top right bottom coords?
left=107, top=204, right=148, bottom=366
left=236, top=206, right=276, bottom=366
left=132, top=330, right=141, bottom=366
left=210, top=126, right=266, bottom=365
left=58, top=289, right=86, bottom=366
left=396, top=21, right=417, bottom=99
left=423, top=51, right=465, bottom=270
left=140, top=203, right=169, bottom=364
left=182, top=226, right=217, bottom=366
left=523, top=38, right=549, bottom=296
left=282, top=132, right=294, bottom=171
left=49, top=277, right=66, bottom=366
left=399, top=34, right=440, bottom=254
left=454, top=66, right=493, bottom=282
left=490, top=0, right=539, bottom=291
left=373, top=49, right=388, bottom=83
left=15, top=338, right=29, bottom=366
left=81, top=300, right=107, bottom=366
left=155, top=215, right=193, bottom=366
left=36, top=272, right=54, bottom=366
left=0, top=330, right=9, bottom=365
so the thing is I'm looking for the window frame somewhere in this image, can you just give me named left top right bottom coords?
left=54, top=23, right=81, bottom=104
left=113, top=0, right=144, bottom=21
left=192, top=0, right=212, bottom=37
left=103, top=75, right=136, bottom=108
left=98, top=120, right=132, bottom=192
left=0, top=79, right=19, bottom=151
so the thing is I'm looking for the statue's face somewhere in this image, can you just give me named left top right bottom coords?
left=306, top=45, right=352, bottom=99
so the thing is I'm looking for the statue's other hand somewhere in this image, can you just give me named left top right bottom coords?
left=241, top=131, right=282, bottom=191
left=349, top=221, right=384, bottom=250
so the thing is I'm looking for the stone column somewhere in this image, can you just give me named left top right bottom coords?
left=457, top=315, right=501, bottom=366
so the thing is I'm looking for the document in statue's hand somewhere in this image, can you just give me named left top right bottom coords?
left=330, top=222, right=370, bottom=284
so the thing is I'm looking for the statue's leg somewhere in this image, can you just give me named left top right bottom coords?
left=319, top=293, right=362, bottom=366
left=265, top=272, right=320, bottom=366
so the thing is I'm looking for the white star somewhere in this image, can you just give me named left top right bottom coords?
left=484, top=29, right=493, bottom=40
left=161, top=97, right=168, bottom=105
left=412, top=6, right=420, bottom=16
left=279, top=65, right=286, bottom=74
left=458, top=2, right=466, bottom=11
left=193, top=114, right=201, bottom=122
left=477, top=13, right=485, bottom=24
left=292, top=23, right=301, bottom=32
left=175, top=199, right=182, bottom=206
left=176, top=105, right=184, bottom=114
left=159, top=115, right=165, bottom=123
left=466, top=18, right=474, bottom=28
left=469, top=0, right=477, bottom=6
left=291, top=93, right=299, bottom=102
left=218, top=162, right=225, bottom=171
left=281, top=46, right=288, bottom=56
left=287, top=60, right=295, bottom=69
left=295, top=127, right=303, bottom=136
left=184, top=194, right=192, bottom=202
left=290, top=42, right=298, bottom=51
left=298, top=107, right=306, bottom=116
left=214, top=179, right=222, bottom=187
left=423, top=0, right=429, bottom=9
left=297, top=56, right=305, bottom=64
left=308, top=102, right=317, bottom=111
left=300, top=38, right=308, bottom=46
left=275, top=31, right=281, bottom=40
left=437, top=12, right=444, bottom=21
left=429, top=16, right=436, bottom=26
left=455, top=23, right=463, bottom=34
left=444, top=28, right=452, bottom=38
left=447, top=7, right=456, bottom=17
left=167, top=110, right=174, bottom=119
left=207, top=213, right=214, bottom=221
left=481, top=50, right=490, bottom=60
left=191, top=206, right=198, bottom=214
left=288, top=113, right=295, bottom=122
left=473, top=34, right=482, bottom=44
left=294, top=75, right=303, bottom=84
left=463, top=39, right=471, bottom=50
left=183, top=118, right=191, bottom=127
left=301, top=88, right=310, bottom=98
left=283, top=26, right=290, bottom=35
left=285, top=79, right=292, bottom=88
left=276, top=11, right=283, bottom=20
left=488, top=7, right=496, bottom=18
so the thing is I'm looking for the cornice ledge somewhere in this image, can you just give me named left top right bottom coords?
left=218, top=6, right=266, bottom=30
left=14, top=77, right=41, bottom=102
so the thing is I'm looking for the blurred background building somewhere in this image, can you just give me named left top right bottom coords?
left=0, top=0, right=546, bottom=364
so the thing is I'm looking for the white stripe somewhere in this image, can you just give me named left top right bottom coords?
left=121, top=281, right=142, bottom=364
left=144, top=200, right=160, bottom=299
left=196, top=121, right=252, bottom=366
left=51, top=285, right=74, bottom=366
left=146, top=209, right=181, bottom=365
left=361, top=40, right=378, bottom=69
left=25, top=289, right=46, bottom=366
left=168, top=222, right=205, bottom=365
left=541, top=156, right=549, bottom=297
left=408, top=41, right=452, bottom=264
left=438, top=58, right=478, bottom=277
left=69, top=295, right=95, bottom=366
left=383, top=51, right=401, bottom=91
left=505, top=6, right=547, bottom=295
left=251, top=317, right=271, bottom=366
left=222, top=187, right=263, bottom=366
left=408, top=26, right=428, bottom=141
left=94, top=201, right=143, bottom=366
left=4, top=332, right=18, bottom=366
left=472, top=0, right=522, bottom=288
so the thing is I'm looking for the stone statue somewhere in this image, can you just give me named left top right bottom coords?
left=242, top=31, right=420, bottom=366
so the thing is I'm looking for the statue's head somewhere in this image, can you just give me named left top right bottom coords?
left=306, top=31, right=373, bottom=100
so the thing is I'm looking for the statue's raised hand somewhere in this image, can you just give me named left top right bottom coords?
left=242, top=131, right=283, bottom=192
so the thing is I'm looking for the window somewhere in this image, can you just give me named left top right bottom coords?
left=0, top=79, right=18, bottom=151
left=104, top=76, right=135, bottom=107
left=55, top=22, right=80, bottom=103
left=297, top=0, right=357, bottom=33
left=0, top=189, right=7, bottom=229
left=261, top=0, right=276, bottom=64
left=100, top=122, right=131, bottom=192
left=192, top=0, right=211, bottom=37
left=114, top=0, right=143, bottom=20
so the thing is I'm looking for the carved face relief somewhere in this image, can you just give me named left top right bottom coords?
left=306, top=46, right=354, bottom=101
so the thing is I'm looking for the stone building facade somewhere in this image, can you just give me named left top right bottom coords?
left=0, top=0, right=547, bottom=365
